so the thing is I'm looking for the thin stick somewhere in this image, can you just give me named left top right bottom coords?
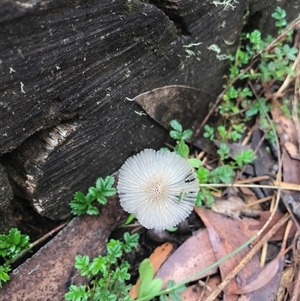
left=232, top=195, right=273, bottom=211
left=235, top=175, right=271, bottom=184
left=198, top=183, right=300, bottom=191
left=7, top=222, right=68, bottom=265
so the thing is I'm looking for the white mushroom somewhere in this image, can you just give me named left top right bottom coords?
left=117, top=149, right=199, bottom=230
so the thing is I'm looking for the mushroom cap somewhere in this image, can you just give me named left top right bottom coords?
left=117, top=149, right=199, bottom=230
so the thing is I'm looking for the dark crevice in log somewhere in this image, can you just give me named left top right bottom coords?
left=147, top=0, right=191, bottom=36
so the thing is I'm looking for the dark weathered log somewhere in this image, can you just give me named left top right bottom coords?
left=0, top=0, right=298, bottom=220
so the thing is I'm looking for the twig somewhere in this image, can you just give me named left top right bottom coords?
left=7, top=222, right=68, bottom=265
left=198, top=182, right=300, bottom=191
left=235, top=175, right=271, bottom=183
left=232, top=195, right=273, bottom=211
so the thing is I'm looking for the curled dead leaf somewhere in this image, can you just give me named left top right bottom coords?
left=229, top=257, right=283, bottom=295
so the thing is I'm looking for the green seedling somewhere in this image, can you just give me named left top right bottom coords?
left=70, top=176, right=116, bottom=216
left=65, top=232, right=139, bottom=301
left=137, top=259, right=163, bottom=301
left=0, top=228, right=30, bottom=288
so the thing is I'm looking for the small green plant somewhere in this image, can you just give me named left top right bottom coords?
left=234, top=149, right=257, bottom=167
left=170, top=119, right=193, bottom=158
left=65, top=232, right=139, bottom=301
left=203, top=124, right=215, bottom=141
left=0, top=228, right=30, bottom=288
left=70, top=176, right=116, bottom=216
left=218, top=6, right=298, bottom=145
left=271, top=6, right=287, bottom=30
left=168, top=120, right=257, bottom=207
left=137, top=259, right=163, bottom=301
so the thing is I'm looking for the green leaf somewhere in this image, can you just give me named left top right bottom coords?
left=90, top=256, right=107, bottom=275
left=0, top=265, right=11, bottom=288
left=181, top=129, right=193, bottom=140
left=65, top=285, right=89, bottom=301
left=188, top=158, right=202, bottom=168
left=85, top=205, right=99, bottom=216
left=70, top=176, right=115, bottom=216
left=103, top=175, right=114, bottom=188
left=196, top=167, right=210, bottom=183
left=170, top=120, right=183, bottom=133
left=0, top=228, right=30, bottom=259
left=217, top=125, right=227, bottom=140
left=196, top=189, right=214, bottom=207
left=210, top=165, right=234, bottom=184
left=247, top=29, right=261, bottom=45
left=74, top=191, right=86, bottom=202
left=123, top=232, right=139, bottom=249
left=283, top=44, right=298, bottom=61
left=175, top=140, right=189, bottom=158
left=166, top=226, right=178, bottom=232
left=114, top=266, right=131, bottom=282
left=95, top=176, right=116, bottom=197
left=170, top=130, right=183, bottom=140
left=123, top=213, right=135, bottom=225
left=234, top=150, right=257, bottom=167
left=137, top=259, right=163, bottom=300
left=217, top=143, right=230, bottom=160
left=229, top=131, right=242, bottom=142
left=203, top=125, right=215, bottom=141
left=75, top=255, right=90, bottom=276
left=159, top=295, right=168, bottom=301
left=9, top=228, right=21, bottom=245
left=169, top=291, right=182, bottom=301
left=271, top=7, right=286, bottom=20
left=138, top=259, right=154, bottom=283
left=107, top=239, right=123, bottom=259
left=96, top=194, right=107, bottom=205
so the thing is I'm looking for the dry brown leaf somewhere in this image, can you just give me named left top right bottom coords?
left=211, top=196, right=260, bottom=219
left=194, top=207, right=261, bottom=301
left=236, top=211, right=296, bottom=243
left=281, top=148, right=300, bottom=203
left=230, top=257, right=283, bottom=294
left=155, top=228, right=217, bottom=286
left=178, top=284, right=202, bottom=301
left=271, top=107, right=300, bottom=200
left=128, top=85, right=216, bottom=154
left=129, top=85, right=213, bottom=131
left=282, top=148, right=300, bottom=186
left=129, top=242, right=173, bottom=299
left=285, top=141, right=300, bottom=160
left=211, top=196, right=246, bottom=218
left=271, top=107, right=298, bottom=144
